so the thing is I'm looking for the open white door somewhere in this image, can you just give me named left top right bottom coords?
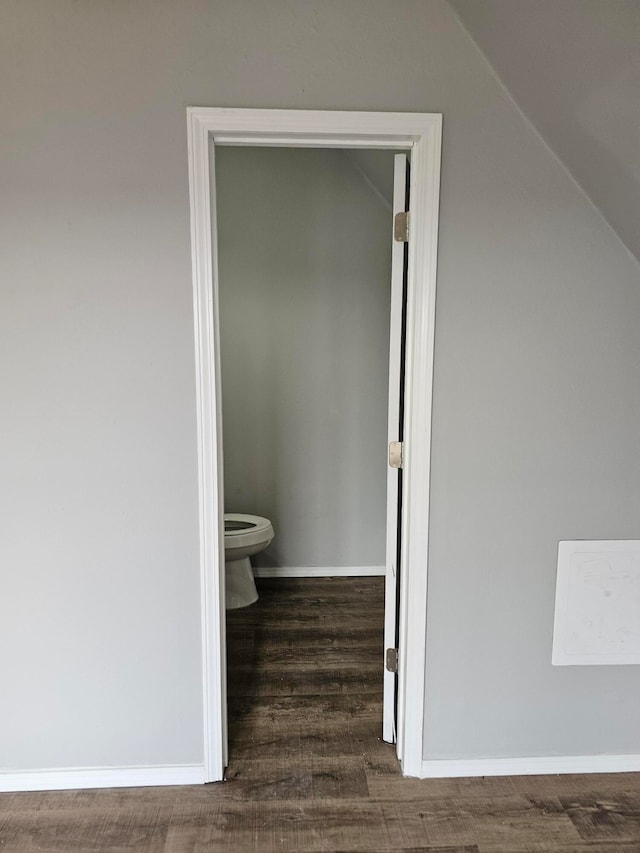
left=383, top=153, right=410, bottom=744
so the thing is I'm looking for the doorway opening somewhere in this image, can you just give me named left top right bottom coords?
left=186, top=108, right=442, bottom=781
left=216, top=144, right=400, bottom=776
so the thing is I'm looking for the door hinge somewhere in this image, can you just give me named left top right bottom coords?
left=388, top=441, right=403, bottom=469
left=386, top=648, right=399, bottom=673
left=394, top=211, right=409, bottom=242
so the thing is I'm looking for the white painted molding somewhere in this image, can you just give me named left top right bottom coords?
left=0, top=764, right=205, bottom=793
left=252, top=566, right=385, bottom=578
left=187, top=109, right=228, bottom=784
left=419, top=754, right=640, bottom=779
left=187, top=107, right=442, bottom=783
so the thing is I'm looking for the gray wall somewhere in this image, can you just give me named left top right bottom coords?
left=1, top=0, right=638, bottom=773
left=423, top=7, right=640, bottom=760
left=216, top=147, right=393, bottom=569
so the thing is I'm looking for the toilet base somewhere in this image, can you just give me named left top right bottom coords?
left=225, top=556, right=259, bottom=609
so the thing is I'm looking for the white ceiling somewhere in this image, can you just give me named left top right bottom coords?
left=448, top=0, right=640, bottom=263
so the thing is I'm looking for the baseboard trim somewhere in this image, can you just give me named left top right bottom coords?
left=252, top=565, right=385, bottom=578
left=0, top=763, right=206, bottom=793
left=419, top=754, right=640, bottom=779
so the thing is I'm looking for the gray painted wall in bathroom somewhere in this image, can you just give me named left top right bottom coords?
left=216, top=147, right=393, bottom=570
left=1, top=0, right=639, bottom=774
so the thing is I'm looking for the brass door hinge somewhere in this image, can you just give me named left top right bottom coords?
left=388, top=441, right=403, bottom=469
left=394, top=211, right=409, bottom=242
left=386, top=648, right=399, bottom=673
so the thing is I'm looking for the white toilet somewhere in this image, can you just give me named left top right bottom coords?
left=223, top=513, right=274, bottom=609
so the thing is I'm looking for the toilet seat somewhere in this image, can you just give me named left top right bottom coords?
left=224, top=513, right=273, bottom=549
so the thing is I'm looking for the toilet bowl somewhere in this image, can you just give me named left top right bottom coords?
left=223, top=513, right=274, bottom=609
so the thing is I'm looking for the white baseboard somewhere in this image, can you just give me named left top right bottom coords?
left=419, top=754, right=640, bottom=779
left=0, top=763, right=205, bottom=793
left=252, top=565, right=385, bottom=578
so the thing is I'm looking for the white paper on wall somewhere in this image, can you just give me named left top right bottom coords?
left=552, top=540, right=640, bottom=665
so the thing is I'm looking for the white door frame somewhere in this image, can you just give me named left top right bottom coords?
left=186, top=107, right=442, bottom=780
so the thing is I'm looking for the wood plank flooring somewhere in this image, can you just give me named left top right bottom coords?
left=1, top=576, right=639, bottom=852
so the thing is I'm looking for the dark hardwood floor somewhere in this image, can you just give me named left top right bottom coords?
left=1, top=576, right=639, bottom=851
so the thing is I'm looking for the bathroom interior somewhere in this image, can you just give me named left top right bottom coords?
left=215, top=145, right=399, bottom=759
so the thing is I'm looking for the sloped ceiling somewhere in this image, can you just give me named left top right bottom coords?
left=349, top=149, right=394, bottom=209
left=448, top=0, right=640, bottom=263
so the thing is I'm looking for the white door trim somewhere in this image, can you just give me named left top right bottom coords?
left=186, top=108, right=442, bottom=781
